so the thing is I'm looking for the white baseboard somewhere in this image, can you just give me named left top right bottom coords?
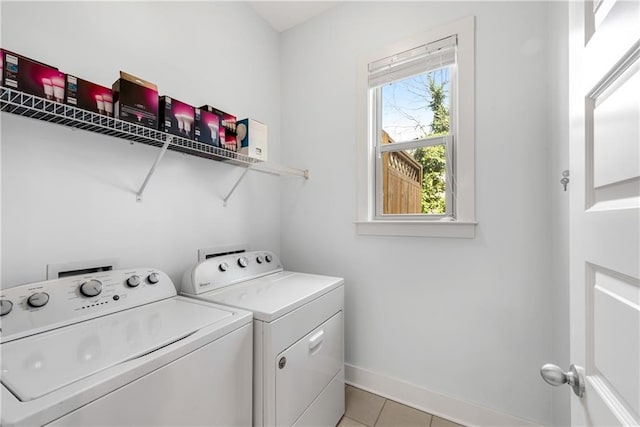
left=345, top=364, right=540, bottom=427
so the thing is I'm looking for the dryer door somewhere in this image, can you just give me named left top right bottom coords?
left=275, top=311, right=343, bottom=427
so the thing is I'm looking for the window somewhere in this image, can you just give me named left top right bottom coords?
left=356, top=16, right=476, bottom=238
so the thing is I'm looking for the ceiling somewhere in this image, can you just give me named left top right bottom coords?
left=248, top=1, right=339, bottom=32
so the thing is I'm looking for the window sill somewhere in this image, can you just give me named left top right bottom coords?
left=355, top=220, right=477, bottom=238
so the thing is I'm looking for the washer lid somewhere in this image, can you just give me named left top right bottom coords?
left=1, top=298, right=235, bottom=401
left=199, top=271, right=344, bottom=322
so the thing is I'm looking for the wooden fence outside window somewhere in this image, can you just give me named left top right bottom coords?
left=381, top=131, right=423, bottom=214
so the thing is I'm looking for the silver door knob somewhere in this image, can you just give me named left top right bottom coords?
left=540, top=363, right=585, bottom=397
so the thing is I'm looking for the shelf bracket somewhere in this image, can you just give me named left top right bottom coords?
left=136, top=136, right=172, bottom=202
left=222, top=168, right=251, bottom=207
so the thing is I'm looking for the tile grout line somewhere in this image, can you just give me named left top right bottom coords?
left=371, top=398, right=388, bottom=427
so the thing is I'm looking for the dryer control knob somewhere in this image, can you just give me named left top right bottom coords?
left=265, top=254, right=273, bottom=263
left=0, top=300, right=14, bottom=316
left=238, top=256, right=249, bottom=268
left=28, top=292, right=50, bottom=308
left=80, top=279, right=103, bottom=297
left=147, top=272, right=160, bottom=284
left=256, top=255, right=264, bottom=264
left=126, top=275, right=141, bottom=287
left=219, top=262, right=229, bottom=272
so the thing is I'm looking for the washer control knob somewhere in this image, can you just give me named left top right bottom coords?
left=0, top=300, right=14, bottom=316
left=126, top=275, right=141, bottom=287
left=238, top=256, right=249, bottom=268
left=256, top=255, right=264, bottom=264
left=80, top=279, right=103, bottom=297
left=219, top=262, right=229, bottom=272
left=27, top=292, right=50, bottom=308
left=147, top=272, right=160, bottom=284
left=265, top=254, right=273, bottom=263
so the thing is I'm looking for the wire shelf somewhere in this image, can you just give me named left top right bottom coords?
left=1, top=86, right=308, bottom=204
left=0, top=86, right=262, bottom=167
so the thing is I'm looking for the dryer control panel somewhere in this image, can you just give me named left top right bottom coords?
left=0, top=268, right=176, bottom=343
left=181, top=251, right=283, bottom=295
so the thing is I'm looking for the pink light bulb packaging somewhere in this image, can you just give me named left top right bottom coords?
left=159, top=96, right=195, bottom=140
left=65, top=75, right=113, bottom=116
left=2, top=50, right=65, bottom=103
left=112, top=71, right=158, bottom=129
left=0, top=50, right=270, bottom=163
left=194, top=108, right=220, bottom=147
left=200, top=105, right=237, bottom=152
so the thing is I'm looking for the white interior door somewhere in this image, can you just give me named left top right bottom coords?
left=569, top=0, right=640, bottom=425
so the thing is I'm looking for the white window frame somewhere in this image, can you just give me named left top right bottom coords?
left=356, top=16, right=476, bottom=238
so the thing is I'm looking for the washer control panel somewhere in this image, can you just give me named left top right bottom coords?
left=0, top=268, right=175, bottom=343
left=182, top=251, right=283, bottom=295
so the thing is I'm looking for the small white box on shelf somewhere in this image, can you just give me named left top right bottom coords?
left=237, top=118, right=267, bottom=161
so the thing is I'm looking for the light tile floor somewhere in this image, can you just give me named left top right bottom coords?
left=338, top=385, right=465, bottom=427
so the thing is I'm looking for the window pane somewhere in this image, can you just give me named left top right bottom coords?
left=381, top=67, right=450, bottom=143
left=379, top=67, right=450, bottom=216
left=381, top=145, right=447, bottom=215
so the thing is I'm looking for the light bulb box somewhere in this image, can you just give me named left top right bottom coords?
left=237, top=118, right=268, bottom=161
left=159, top=96, right=195, bottom=140
left=65, top=75, right=113, bottom=116
left=200, top=105, right=237, bottom=152
left=112, top=71, right=158, bottom=129
left=194, top=107, right=220, bottom=146
left=2, top=50, right=66, bottom=103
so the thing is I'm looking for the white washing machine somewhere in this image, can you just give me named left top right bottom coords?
left=181, top=250, right=345, bottom=427
left=0, top=268, right=253, bottom=426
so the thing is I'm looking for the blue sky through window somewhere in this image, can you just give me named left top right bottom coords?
left=381, top=67, right=450, bottom=143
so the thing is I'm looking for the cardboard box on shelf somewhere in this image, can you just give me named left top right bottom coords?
left=112, top=71, right=158, bottom=129
left=2, top=50, right=65, bottom=103
left=200, top=105, right=237, bottom=152
left=194, top=107, right=220, bottom=147
left=159, top=96, right=195, bottom=140
left=237, top=118, right=268, bottom=161
left=65, top=75, right=113, bottom=116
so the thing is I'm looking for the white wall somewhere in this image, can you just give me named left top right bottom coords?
left=280, top=2, right=555, bottom=424
left=1, top=2, right=281, bottom=288
left=547, top=2, right=571, bottom=426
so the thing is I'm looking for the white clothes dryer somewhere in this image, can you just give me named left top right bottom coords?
left=0, top=268, right=253, bottom=426
left=181, top=251, right=345, bottom=427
